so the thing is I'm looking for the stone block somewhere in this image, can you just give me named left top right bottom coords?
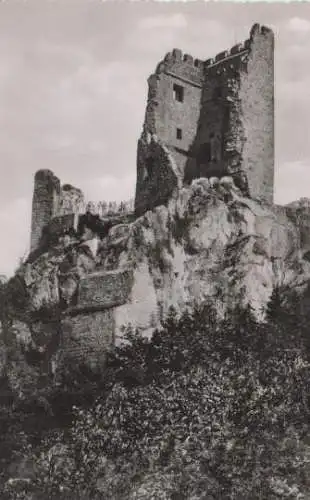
left=61, top=310, right=114, bottom=370
left=78, top=269, right=133, bottom=310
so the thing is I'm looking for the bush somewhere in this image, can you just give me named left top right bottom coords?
left=2, top=292, right=310, bottom=499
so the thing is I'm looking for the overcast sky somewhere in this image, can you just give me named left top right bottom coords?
left=0, top=2, right=309, bottom=276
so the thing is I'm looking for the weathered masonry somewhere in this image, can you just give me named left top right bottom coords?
left=135, top=23, right=274, bottom=215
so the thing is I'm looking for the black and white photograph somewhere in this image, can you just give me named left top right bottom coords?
left=1, top=1, right=310, bottom=498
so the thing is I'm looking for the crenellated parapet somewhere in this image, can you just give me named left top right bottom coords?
left=204, top=42, right=250, bottom=81
left=155, top=49, right=204, bottom=87
left=204, top=39, right=250, bottom=68
left=138, top=22, right=275, bottom=213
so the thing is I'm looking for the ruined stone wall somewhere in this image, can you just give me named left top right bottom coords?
left=61, top=310, right=114, bottom=371
left=239, top=24, right=274, bottom=204
left=30, top=170, right=61, bottom=252
left=135, top=135, right=180, bottom=216
left=45, top=213, right=79, bottom=242
left=188, top=25, right=274, bottom=201
left=78, top=269, right=133, bottom=310
left=152, top=51, right=203, bottom=154
left=58, top=184, right=85, bottom=216
left=30, top=167, right=136, bottom=253
left=138, top=24, right=274, bottom=213
left=136, top=50, right=204, bottom=216
left=143, top=51, right=203, bottom=168
left=60, top=268, right=134, bottom=370
left=26, top=267, right=135, bottom=373
left=184, top=41, right=252, bottom=184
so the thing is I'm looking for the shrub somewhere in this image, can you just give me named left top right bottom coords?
left=2, top=291, right=310, bottom=499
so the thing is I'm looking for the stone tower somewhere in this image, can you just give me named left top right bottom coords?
left=30, top=169, right=61, bottom=252
left=135, top=23, right=274, bottom=215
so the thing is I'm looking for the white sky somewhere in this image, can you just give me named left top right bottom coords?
left=0, top=2, right=310, bottom=276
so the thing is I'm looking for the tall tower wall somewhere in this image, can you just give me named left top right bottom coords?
left=143, top=50, right=204, bottom=172
left=30, top=170, right=61, bottom=252
left=184, top=40, right=254, bottom=180
left=181, top=24, right=274, bottom=204
left=135, top=50, right=204, bottom=215
left=239, top=24, right=274, bottom=204
left=184, top=44, right=249, bottom=181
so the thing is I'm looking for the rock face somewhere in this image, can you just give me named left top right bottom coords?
left=13, top=178, right=310, bottom=377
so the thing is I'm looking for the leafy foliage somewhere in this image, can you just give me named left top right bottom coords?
left=1, top=291, right=310, bottom=499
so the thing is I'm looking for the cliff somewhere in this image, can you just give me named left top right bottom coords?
left=6, top=174, right=310, bottom=383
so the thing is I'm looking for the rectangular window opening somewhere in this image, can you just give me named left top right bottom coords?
left=176, top=128, right=182, bottom=140
left=173, top=84, right=184, bottom=103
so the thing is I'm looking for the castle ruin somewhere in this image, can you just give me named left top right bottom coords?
left=26, top=23, right=276, bottom=373
left=135, top=23, right=274, bottom=215
left=30, top=23, right=274, bottom=251
left=30, top=170, right=134, bottom=253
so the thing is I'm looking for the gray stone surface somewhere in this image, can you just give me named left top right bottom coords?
left=78, top=269, right=134, bottom=309
left=61, top=309, right=114, bottom=370
left=135, top=23, right=274, bottom=215
left=30, top=169, right=61, bottom=251
left=46, top=213, right=78, bottom=238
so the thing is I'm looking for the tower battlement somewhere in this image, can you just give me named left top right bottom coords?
left=29, top=23, right=275, bottom=236
left=135, top=23, right=275, bottom=216
left=155, top=48, right=205, bottom=87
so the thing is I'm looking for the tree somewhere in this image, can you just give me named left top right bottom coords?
left=3, top=296, right=310, bottom=499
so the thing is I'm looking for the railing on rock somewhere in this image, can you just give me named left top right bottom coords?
left=79, top=199, right=135, bottom=217
left=57, top=199, right=134, bottom=218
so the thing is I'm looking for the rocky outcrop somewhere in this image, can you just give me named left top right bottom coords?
left=11, top=178, right=310, bottom=376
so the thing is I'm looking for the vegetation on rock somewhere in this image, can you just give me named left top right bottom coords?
left=1, top=285, right=310, bottom=499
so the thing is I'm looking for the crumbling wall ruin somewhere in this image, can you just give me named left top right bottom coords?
left=135, top=23, right=275, bottom=216
left=26, top=23, right=275, bottom=377
left=30, top=170, right=83, bottom=252
left=239, top=24, right=274, bottom=204
left=30, top=170, right=61, bottom=252
left=58, top=184, right=85, bottom=215
left=61, top=310, right=114, bottom=372
left=135, top=134, right=181, bottom=216
left=30, top=169, right=134, bottom=255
